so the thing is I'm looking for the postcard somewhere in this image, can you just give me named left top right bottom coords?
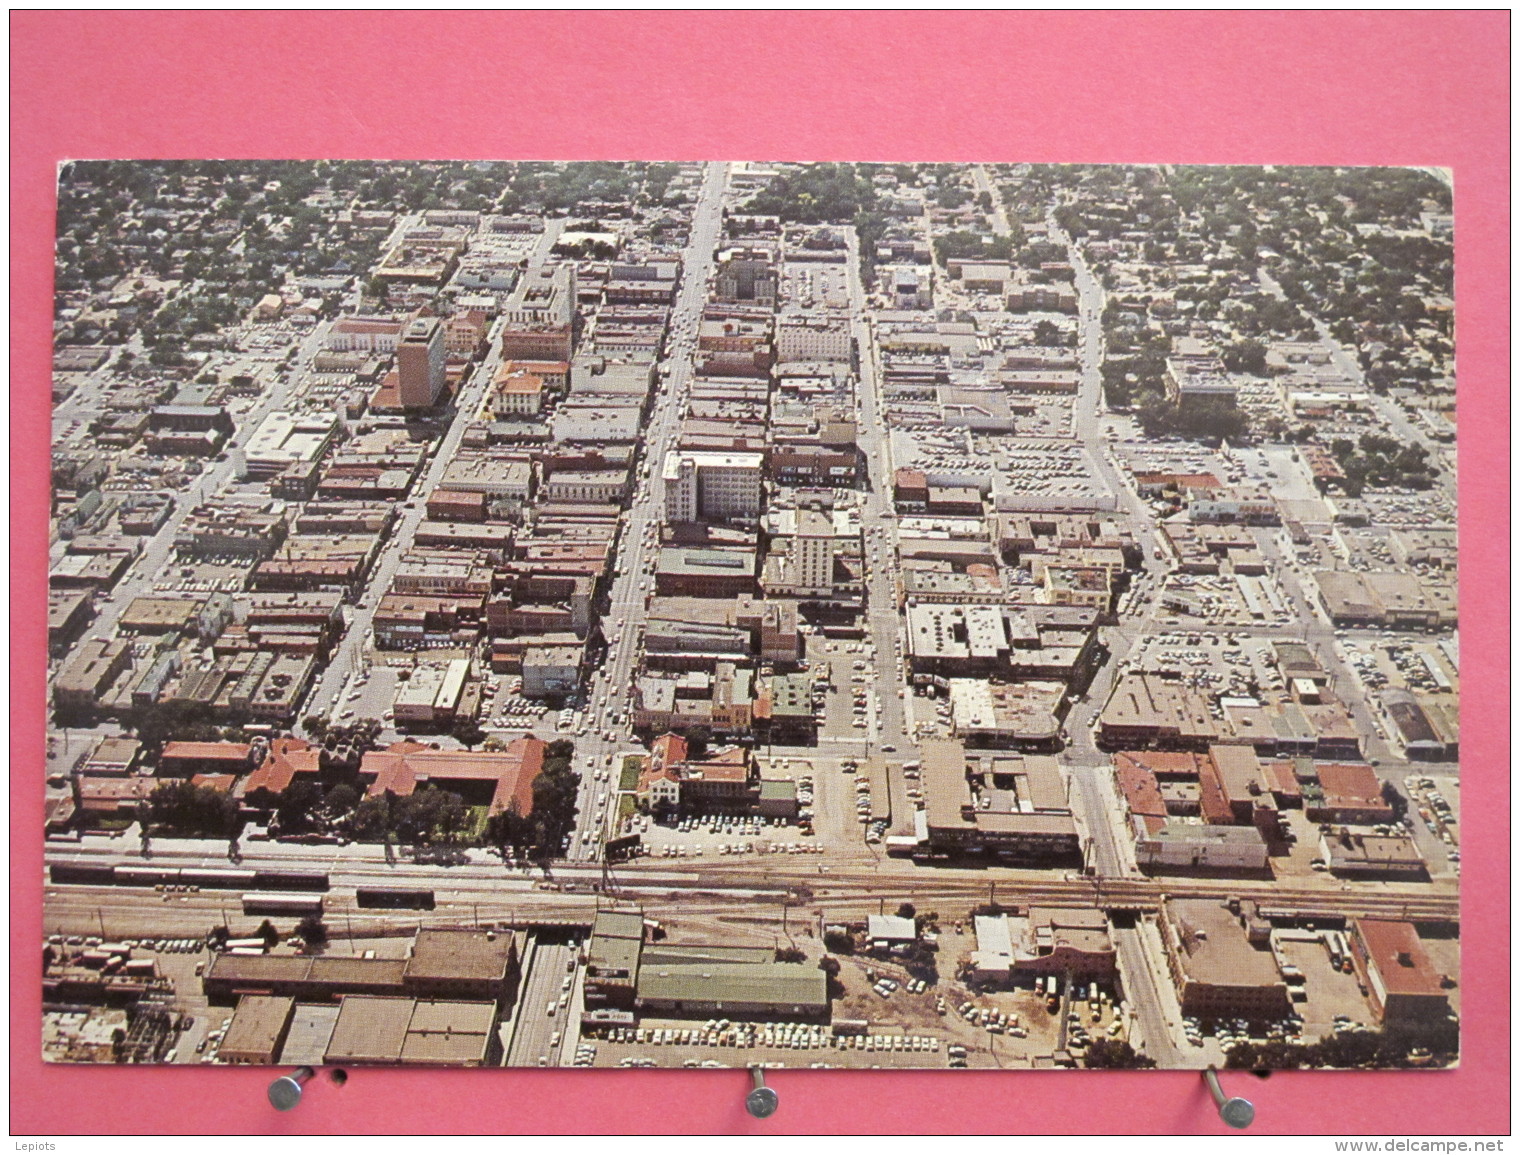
left=43, top=160, right=1459, bottom=1072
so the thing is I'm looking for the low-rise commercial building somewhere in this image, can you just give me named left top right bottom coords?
left=920, top=740, right=1081, bottom=864
left=1319, top=829, right=1427, bottom=880
left=971, top=908, right=1116, bottom=985
left=1133, top=821, right=1269, bottom=871
left=1158, top=898, right=1291, bottom=1022
left=1349, top=920, right=1452, bottom=1028
left=392, top=659, right=472, bottom=725
left=947, top=679, right=1066, bottom=749
left=218, top=995, right=296, bottom=1064
left=654, top=547, right=758, bottom=598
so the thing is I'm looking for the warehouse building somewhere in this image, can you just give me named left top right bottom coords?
left=635, top=951, right=827, bottom=1019
left=323, top=995, right=500, bottom=1066
left=217, top=995, right=296, bottom=1064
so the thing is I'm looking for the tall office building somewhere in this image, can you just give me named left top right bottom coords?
left=662, top=451, right=763, bottom=524
left=397, top=317, right=447, bottom=409
left=794, top=509, right=836, bottom=594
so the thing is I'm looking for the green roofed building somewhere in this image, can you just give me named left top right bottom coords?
left=635, top=961, right=828, bottom=1019
left=756, top=778, right=799, bottom=820
left=585, top=910, right=646, bottom=1008
left=760, top=673, right=817, bottom=745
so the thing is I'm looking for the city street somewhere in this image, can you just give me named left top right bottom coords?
left=561, top=161, right=730, bottom=862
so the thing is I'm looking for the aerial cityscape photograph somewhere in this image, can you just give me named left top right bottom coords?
left=42, top=159, right=1460, bottom=1073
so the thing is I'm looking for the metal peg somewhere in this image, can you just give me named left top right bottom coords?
left=745, top=1067, right=779, bottom=1119
left=268, top=1066, right=315, bottom=1111
left=1203, top=1066, right=1255, bottom=1129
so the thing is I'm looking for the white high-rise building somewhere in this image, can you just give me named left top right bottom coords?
left=662, top=451, right=764, bottom=523
left=794, top=508, right=836, bottom=594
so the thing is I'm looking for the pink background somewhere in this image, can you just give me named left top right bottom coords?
left=9, top=12, right=1509, bottom=1135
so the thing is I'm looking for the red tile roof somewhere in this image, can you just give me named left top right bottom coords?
left=190, top=773, right=238, bottom=793
left=649, top=733, right=688, bottom=772
left=241, top=737, right=321, bottom=797
left=1317, top=762, right=1386, bottom=810
left=360, top=738, right=545, bottom=816
left=161, top=741, right=252, bottom=763
left=1196, top=756, right=1235, bottom=825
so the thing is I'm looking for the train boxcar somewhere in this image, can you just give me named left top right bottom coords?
left=179, top=868, right=258, bottom=890
left=48, top=862, right=117, bottom=885
left=113, top=866, right=174, bottom=887
left=355, top=887, right=436, bottom=911
left=241, top=892, right=324, bottom=917
left=252, top=870, right=330, bottom=892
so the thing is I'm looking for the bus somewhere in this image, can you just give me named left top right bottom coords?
left=354, top=887, right=435, bottom=911
left=241, top=892, right=324, bottom=917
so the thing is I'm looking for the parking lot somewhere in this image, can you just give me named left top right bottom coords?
left=1405, top=772, right=1461, bottom=874
left=1122, top=632, right=1291, bottom=697
left=587, top=1018, right=948, bottom=1070
left=809, top=640, right=893, bottom=743
left=1273, top=936, right=1377, bottom=1040
left=1156, top=570, right=1298, bottom=629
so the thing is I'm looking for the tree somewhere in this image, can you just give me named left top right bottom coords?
left=256, top=919, right=279, bottom=949
left=350, top=794, right=393, bottom=842
left=895, top=902, right=917, bottom=921
left=147, top=780, right=240, bottom=838
left=324, top=783, right=359, bottom=818
left=685, top=727, right=711, bottom=759
left=1083, top=1039, right=1157, bottom=1069
left=295, top=915, right=328, bottom=947
left=274, top=781, right=325, bottom=835
left=1032, top=320, right=1066, bottom=347
left=392, top=787, right=468, bottom=846
left=485, top=799, right=531, bottom=859
left=133, top=700, right=219, bottom=752
left=451, top=717, right=487, bottom=751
